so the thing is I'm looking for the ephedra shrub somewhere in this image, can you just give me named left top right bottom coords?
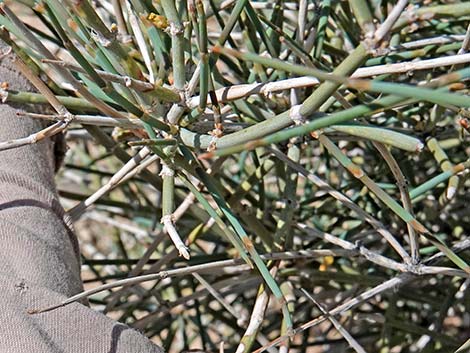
left=1, top=0, right=470, bottom=352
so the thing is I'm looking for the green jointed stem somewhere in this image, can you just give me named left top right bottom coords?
left=206, top=44, right=368, bottom=151
left=348, top=0, right=374, bottom=34
left=426, top=137, right=459, bottom=200
left=128, top=139, right=177, bottom=147
left=318, top=135, right=470, bottom=273
left=45, top=2, right=168, bottom=132
left=177, top=172, right=252, bottom=267
left=244, top=2, right=278, bottom=58
left=227, top=158, right=276, bottom=206
left=211, top=94, right=405, bottom=154
left=209, top=65, right=470, bottom=155
left=195, top=167, right=293, bottom=329
left=274, top=144, right=300, bottom=251
left=217, top=46, right=470, bottom=111
left=216, top=0, right=249, bottom=47
left=365, top=42, right=463, bottom=67
left=68, top=0, right=141, bottom=78
left=329, top=125, right=423, bottom=152
left=410, top=161, right=469, bottom=200
left=196, top=0, right=209, bottom=111
left=361, top=80, right=470, bottom=108
left=314, top=0, right=332, bottom=60
left=161, top=166, right=175, bottom=217
left=161, top=0, right=185, bottom=90
left=5, top=91, right=101, bottom=112
left=392, top=3, right=470, bottom=30
left=1, top=3, right=124, bottom=118
left=301, top=43, right=369, bottom=115
left=319, top=135, right=416, bottom=224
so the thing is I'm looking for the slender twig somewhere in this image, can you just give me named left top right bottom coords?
left=18, top=112, right=145, bottom=129
left=126, top=1, right=155, bottom=83
left=111, top=0, right=130, bottom=41
left=193, top=272, right=246, bottom=326
left=28, top=249, right=355, bottom=314
left=373, top=143, right=419, bottom=263
left=298, top=223, right=408, bottom=273
left=42, top=59, right=178, bottom=98
left=269, top=148, right=411, bottom=262
left=373, top=0, right=409, bottom=44
left=459, top=24, right=470, bottom=53
left=253, top=238, right=470, bottom=353
left=301, top=288, right=368, bottom=353
left=235, top=268, right=277, bottom=353
left=68, top=147, right=152, bottom=220
left=160, top=163, right=190, bottom=260
left=0, top=45, right=74, bottom=151
left=427, top=137, right=460, bottom=201
left=1, top=3, right=127, bottom=119
left=388, top=34, right=465, bottom=51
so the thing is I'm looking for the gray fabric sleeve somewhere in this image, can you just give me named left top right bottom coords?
left=0, top=49, right=163, bottom=353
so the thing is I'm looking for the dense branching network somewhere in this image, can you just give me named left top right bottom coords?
left=2, top=1, right=470, bottom=352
